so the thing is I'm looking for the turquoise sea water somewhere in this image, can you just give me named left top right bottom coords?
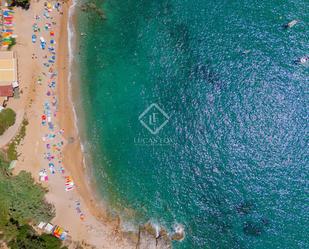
left=75, top=1, right=308, bottom=248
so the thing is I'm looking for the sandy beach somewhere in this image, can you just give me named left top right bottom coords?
left=2, top=0, right=307, bottom=248
left=3, top=1, right=135, bottom=248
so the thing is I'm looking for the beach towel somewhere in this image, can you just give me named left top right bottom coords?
left=64, top=176, right=74, bottom=191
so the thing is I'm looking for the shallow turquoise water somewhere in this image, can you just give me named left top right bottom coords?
left=76, top=1, right=308, bottom=248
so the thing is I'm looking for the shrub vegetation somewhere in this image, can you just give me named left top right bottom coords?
left=8, top=37, right=16, bottom=50
left=0, top=108, right=16, bottom=136
left=7, top=119, right=28, bottom=161
left=8, top=0, right=30, bottom=10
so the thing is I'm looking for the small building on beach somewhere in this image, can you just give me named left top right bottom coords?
left=0, top=51, right=18, bottom=103
left=0, top=84, right=13, bottom=97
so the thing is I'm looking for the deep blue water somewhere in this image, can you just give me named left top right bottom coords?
left=76, top=0, right=309, bottom=248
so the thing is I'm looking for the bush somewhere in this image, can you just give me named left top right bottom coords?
left=7, top=119, right=28, bottom=161
left=8, top=0, right=30, bottom=10
left=0, top=108, right=16, bottom=135
left=8, top=37, right=16, bottom=50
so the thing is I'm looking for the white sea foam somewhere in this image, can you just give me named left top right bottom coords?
left=67, top=0, right=79, bottom=135
left=67, top=1, right=93, bottom=181
left=67, top=0, right=107, bottom=214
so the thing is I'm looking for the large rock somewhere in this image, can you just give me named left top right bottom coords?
left=170, top=224, right=185, bottom=241
left=136, top=223, right=171, bottom=249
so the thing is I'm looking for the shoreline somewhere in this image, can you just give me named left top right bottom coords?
left=2, top=0, right=176, bottom=247
left=65, top=0, right=116, bottom=225
left=45, top=0, right=139, bottom=246
left=58, top=0, right=114, bottom=227
left=7, top=1, right=135, bottom=248
left=64, top=2, right=180, bottom=246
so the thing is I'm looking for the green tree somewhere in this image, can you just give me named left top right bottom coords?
left=8, top=225, right=67, bottom=249
left=0, top=155, right=66, bottom=248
